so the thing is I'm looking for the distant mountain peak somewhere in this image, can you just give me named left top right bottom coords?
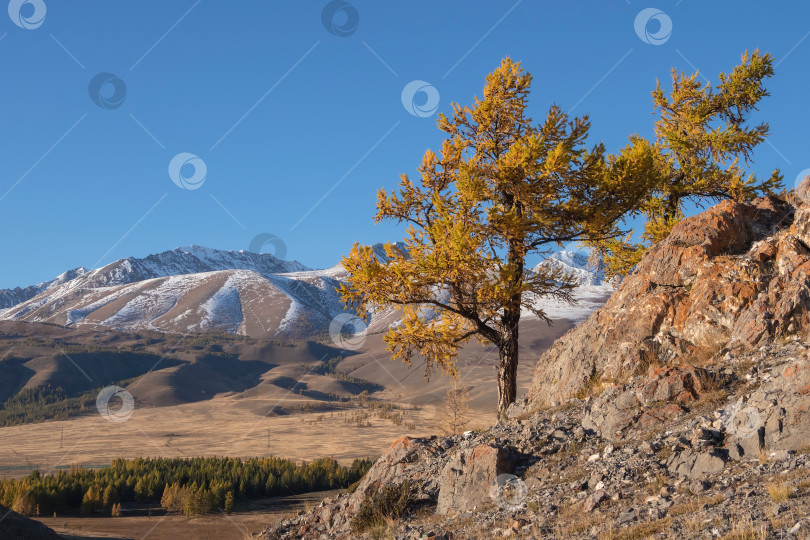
left=533, top=249, right=603, bottom=287
left=0, top=244, right=612, bottom=336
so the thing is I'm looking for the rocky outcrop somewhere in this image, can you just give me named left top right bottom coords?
left=261, top=435, right=521, bottom=539
left=261, top=191, right=810, bottom=540
left=721, top=354, right=810, bottom=459
left=525, top=195, right=804, bottom=409
left=581, top=364, right=706, bottom=440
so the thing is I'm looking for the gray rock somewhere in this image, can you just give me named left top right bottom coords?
left=617, top=507, right=638, bottom=525
left=668, top=449, right=727, bottom=479
left=436, top=443, right=515, bottom=515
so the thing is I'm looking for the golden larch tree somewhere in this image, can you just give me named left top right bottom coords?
left=339, top=58, right=657, bottom=416
left=591, top=50, right=783, bottom=279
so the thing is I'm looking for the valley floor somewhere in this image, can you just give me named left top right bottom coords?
left=0, top=394, right=462, bottom=478
left=33, top=490, right=339, bottom=540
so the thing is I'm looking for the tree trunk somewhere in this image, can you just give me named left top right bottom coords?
left=496, top=316, right=519, bottom=418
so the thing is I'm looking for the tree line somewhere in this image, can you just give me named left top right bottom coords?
left=1, top=456, right=373, bottom=517
left=0, top=385, right=102, bottom=427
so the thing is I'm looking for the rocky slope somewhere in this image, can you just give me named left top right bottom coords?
left=262, top=344, right=810, bottom=539
left=259, top=188, right=810, bottom=539
left=523, top=195, right=800, bottom=409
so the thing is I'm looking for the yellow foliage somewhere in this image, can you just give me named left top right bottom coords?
left=589, top=49, right=783, bottom=281
left=340, top=58, right=657, bottom=414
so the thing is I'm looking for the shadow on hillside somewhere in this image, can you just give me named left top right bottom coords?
left=0, top=357, right=36, bottom=403
left=167, top=354, right=272, bottom=403
left=59, top=534, right=133, bottom=540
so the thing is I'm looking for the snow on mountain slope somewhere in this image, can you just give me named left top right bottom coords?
left=0, top=246, right=612, bottom=339
left=78, top=244, right=309, bottom=290
left=534, top=250, right=604, bottom=287
left=0, top=267, right=87, bottom=309
left=526, top=250, right=613, bottom=321
left=0, top=247, right=315, bottom=338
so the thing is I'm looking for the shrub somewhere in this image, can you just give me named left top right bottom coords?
left=351, top=481, right=416, bottom=533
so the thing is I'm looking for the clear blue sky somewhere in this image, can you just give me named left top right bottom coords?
left=1, top=0, right=808, bottom=288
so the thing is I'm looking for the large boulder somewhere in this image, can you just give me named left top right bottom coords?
left=436, top=444, right=515, bottom=515
left=666, top=448, right=728, bottom=479
left=262, top=436, right=448, bottom=538
left=525, top=196, right=802, bottom=409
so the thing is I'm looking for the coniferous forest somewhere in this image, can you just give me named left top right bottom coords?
left=0, top=456, right=374, bottom=517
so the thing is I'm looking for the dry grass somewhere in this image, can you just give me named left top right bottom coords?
left=695, top=368, right=731, bottom=405
left=37, top=490, right=337, bottom=540
left=766, top=481, right=793, bottom=502
left=0, top=395, right=441, bottom=478
left=682, top=512, right=716, bottom=535
left=719, top=517, right=769, bottom=540
left=657, top=446, right=674, bottom=461
left=555, top=462, right=589, bottom=486
left=651, top=473, right=669, bottom=492
left=599, top=517, right=672, bottom=540
left=551, top=502, right=604, bottom=537
left=632, top=346, right=664, bottom=378
left=575, top=369, right=610, bottom=400
left=668, top=494, right=724, bottom=516
left=367, top=519, right=397, bottom=540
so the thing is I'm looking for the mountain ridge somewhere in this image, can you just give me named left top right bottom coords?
left=0, top=244, right=608, bottom=340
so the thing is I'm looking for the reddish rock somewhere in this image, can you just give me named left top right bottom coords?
left=527, top=196, right=799, bottom=408
left=583, top=490, right=606, bottom=512
left=640, top=364, right=707, bottom=405
left=638, top=404, right=686, bottom=430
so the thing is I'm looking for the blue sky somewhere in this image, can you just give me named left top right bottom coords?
left=0, top=1, right=808, bottom=288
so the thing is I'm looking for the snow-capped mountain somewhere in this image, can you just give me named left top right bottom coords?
left=0, top=246, right=399, bottom=339
left=0, top=246, right=611, bottom=339
left=0, top=267, right=87, bottom=309
left=535, top=250, right=604, bottom=287
left=72, top=244, right=309, bottom=289
left=527, top=250, right=613, bottom=321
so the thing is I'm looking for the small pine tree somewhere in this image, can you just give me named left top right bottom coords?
left=438, top=383, right=471, bottom=435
